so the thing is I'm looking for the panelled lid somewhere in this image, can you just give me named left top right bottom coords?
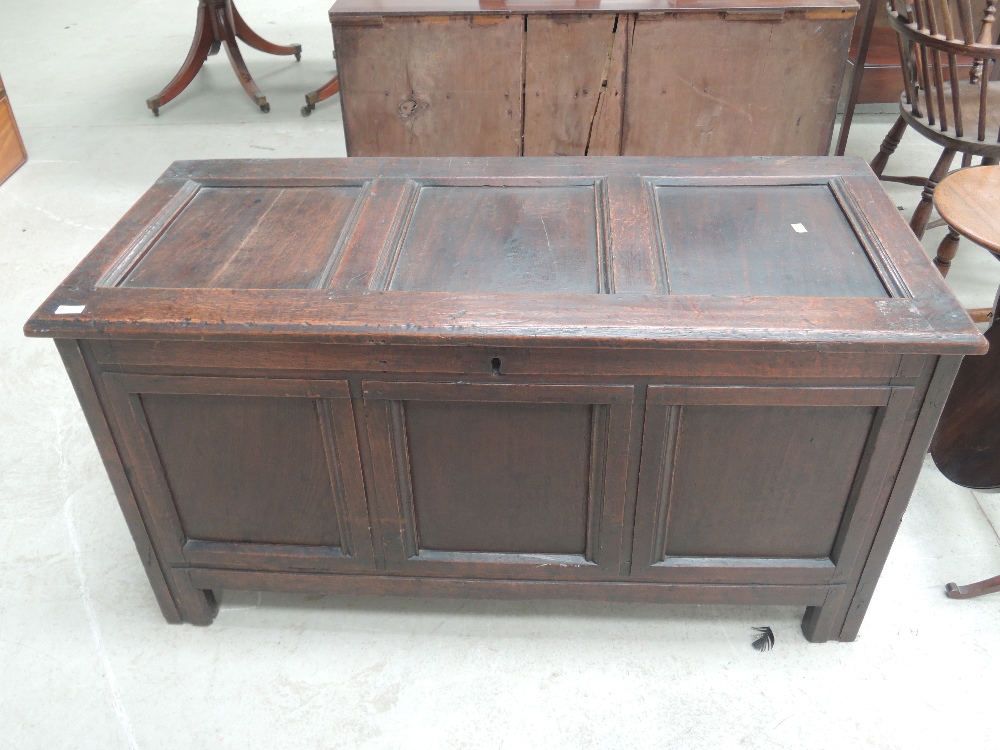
left=25, top=157, right=986, bottom=353
left=327, top=0, right=858, bottom=17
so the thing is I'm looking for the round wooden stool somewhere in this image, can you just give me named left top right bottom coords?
left=932, top=166, right=1000, bottom=273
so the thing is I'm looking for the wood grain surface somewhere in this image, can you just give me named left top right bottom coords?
left=334, top=15, right=524, bottom=156
left=330, top=1, right=856, bottom=157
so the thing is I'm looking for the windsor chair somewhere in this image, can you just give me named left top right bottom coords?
left=870, top=0, right=1000, bottom=249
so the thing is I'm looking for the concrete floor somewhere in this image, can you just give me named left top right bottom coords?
left=2, top=2, right=1000, bottom=748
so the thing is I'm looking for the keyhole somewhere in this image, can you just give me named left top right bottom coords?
left=491, top=357, right=502, bottom=377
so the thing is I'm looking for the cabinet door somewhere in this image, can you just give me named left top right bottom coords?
left=631, top=385, right=913, bottom=586
left=103, top=374, right=374, bottom=573
left=364, top=381, right=633, bottom=580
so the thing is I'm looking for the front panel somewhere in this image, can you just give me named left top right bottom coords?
left=631, top=385, right=914, bottom=585
left=103, top=374, right=375, bottom=573
left=364, top=381, right=634, bottom=579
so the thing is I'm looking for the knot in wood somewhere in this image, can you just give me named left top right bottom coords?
left=398, top=99, right=419, bottom=118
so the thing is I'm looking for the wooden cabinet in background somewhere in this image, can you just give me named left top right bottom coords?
left=329, top=0, right=859, bottom=157
left=0, top=74, right=27, bottom=184
left=25, top=157, right=985, bottom=642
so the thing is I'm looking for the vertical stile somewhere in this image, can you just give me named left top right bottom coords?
left=895, top=0, right=921, bottom=111
left=925, top=0, right=950, bottom=131
left=937, top=0, right=964, bottom=136
left=955, top=0, right=975, bottom=43
left=913, top=0, right=938, bottom=125
left=980, top=58, right=991, bottom=141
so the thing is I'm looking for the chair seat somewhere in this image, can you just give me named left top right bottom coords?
left=933, top=165, right=1000, bottom=256
left=900, top=78, right=1000, bottom=157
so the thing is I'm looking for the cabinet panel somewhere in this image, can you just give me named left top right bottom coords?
left=632, top=385, right=913, bottom=585
left=103, top=374, right=375, bottom=572
left=334, top=15, right=524, bottom=156
left=622, top=13, right=852, bottom=156
left=364, top=381, right=633, bottom=579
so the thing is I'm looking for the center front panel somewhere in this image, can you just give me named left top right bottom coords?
left=363, top=381, right=634, bottom=579
left=403, top=400, right=594, bottom=555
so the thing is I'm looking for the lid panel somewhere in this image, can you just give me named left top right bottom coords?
left=388, top=185, right=603, bottom=293
left=654, top=184, right=889, bottom=298
left=120, top=186, right=363, bottom=290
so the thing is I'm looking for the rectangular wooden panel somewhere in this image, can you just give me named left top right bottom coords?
left=403, top=400, right=594, bottom=554
left=523, top=13, right=622, bottom=156
left=622, top=12, right=854, bottom=156
left=0, top=77, right=27, bottom=185
left=140, top=394, right=343, bottom=547
left=630, top=383, right=912, bottom=588
left=386, top=184, right=606, bottom=293
left=103, top=374, right=374, bottom=565
left=364, top=381, right=634, bottom=578
left=652, top=184, right=889, bottom=297
left=334, top=15, right=524, bottom=156
left=120, top=186, right=365, bottom=289
left=660, top=403, right=878, bottom=557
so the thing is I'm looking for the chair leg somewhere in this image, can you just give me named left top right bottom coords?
left=871, top=115, right=907, bottom=177
left=934, top=227, right=961, bottom=276
left=910, top=148, right=956, bottom=239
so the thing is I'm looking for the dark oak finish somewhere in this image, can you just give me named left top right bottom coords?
left=0, top=73, right=27, bottom=184
left=146, top=0, right=301, bottom=115
left=870, top=0, right=1000, bottom=238
left=328, top=0, right=857, bottom=156
left=25, top=157, right=985, bottom=642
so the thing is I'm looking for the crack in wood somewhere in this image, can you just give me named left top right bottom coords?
left=584, top=14, right=620, bottom=156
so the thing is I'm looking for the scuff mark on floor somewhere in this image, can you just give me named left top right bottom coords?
left=10, top=193, right=104, bottom=232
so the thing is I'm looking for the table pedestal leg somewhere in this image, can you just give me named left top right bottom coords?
left=301, top=72, right=340, bottom=117
left=146, top=0, right=300, bottom=115
left=946, top=574, right=1000, bottom=599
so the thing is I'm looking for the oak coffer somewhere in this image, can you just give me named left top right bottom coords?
left=25, top=157, right=985, bottom=642
left=328, top=0, right=858, bottom=157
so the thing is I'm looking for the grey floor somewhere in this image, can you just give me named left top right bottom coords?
left=2, top=2, right=1000, bottom=748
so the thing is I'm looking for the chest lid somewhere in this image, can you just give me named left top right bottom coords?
left=25, top=156, right=986, bottom=354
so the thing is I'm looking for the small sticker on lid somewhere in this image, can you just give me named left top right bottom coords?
left=55, top=305, right=85, bottom=315
left=791, top=223, right=808, bottom=233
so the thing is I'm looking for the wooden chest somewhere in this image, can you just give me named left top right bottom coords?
left=0, top=73, right=27, bottom=184
left=329, top=0, right=858, bottom=157
left=25, top=157, right=985, bottom=642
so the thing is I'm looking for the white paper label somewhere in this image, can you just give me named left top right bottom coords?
left=54, top=305, right=86, bottom=315
left=791, top=223, right=808, bottom=233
